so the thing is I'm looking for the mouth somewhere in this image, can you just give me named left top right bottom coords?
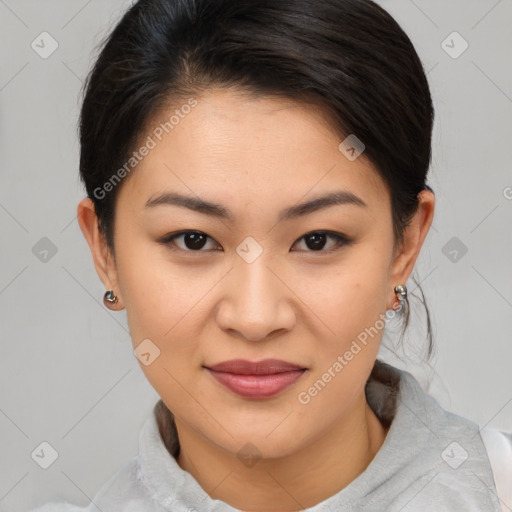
left=204, top=359, right=308, bottom=399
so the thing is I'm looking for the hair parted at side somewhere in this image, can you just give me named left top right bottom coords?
left=78, top=0, right=435, bottom=445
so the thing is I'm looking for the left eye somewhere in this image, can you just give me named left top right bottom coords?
left=291, top=231, right=350, bottom=253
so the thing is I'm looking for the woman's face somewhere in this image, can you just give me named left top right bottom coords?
left=80, top=87, right=433, bottom=459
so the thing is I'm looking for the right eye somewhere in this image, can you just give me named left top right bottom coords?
left=159, top=230, right=221, bottom=252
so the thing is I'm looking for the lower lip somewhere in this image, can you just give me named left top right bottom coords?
left=206, top=368, right=306, bottom=399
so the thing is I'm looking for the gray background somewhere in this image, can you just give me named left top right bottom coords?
left=1, top=0, right=511, bottom=510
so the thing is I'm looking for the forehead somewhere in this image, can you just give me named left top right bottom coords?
left=117, top=88, right=388, bottom=214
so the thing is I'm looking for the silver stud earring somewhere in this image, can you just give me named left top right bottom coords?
left=394, top=284, right=407, bottom=301
left=103, top=289, right=118, bottom=306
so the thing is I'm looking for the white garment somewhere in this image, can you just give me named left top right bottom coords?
left=480, top=427, right=512, bottom=512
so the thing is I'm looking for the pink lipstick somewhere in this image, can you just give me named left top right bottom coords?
left=205, top=358, right=307, bottom=399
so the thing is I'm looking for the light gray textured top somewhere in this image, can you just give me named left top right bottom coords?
left=28, top=361, right=506, bottom=511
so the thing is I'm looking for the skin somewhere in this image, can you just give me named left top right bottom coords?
left=78, top=87, right=435, bottom=511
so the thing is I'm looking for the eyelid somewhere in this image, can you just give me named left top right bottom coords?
left=291, top=230, right=351, bottom=254
left=159, top=230, right=221, bottom=253
left=159, top=229, right=351, bottom=254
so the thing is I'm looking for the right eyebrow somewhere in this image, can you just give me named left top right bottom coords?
left=144, top=192, right=234, bottom=221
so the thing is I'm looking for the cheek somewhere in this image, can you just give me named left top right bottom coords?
left=116, top=233, right=202, bottom=332
left=114, top=238, right=208, bottom=374
left=294, top=247, right=390, bottom=349
left=114, top=229, right=391, bottom=433
left=114, top=237, right=247, bottom=413
left=118, top=258, right=207, bottom=412
left=291, top=255, right=389, bottom=429
left=118, top=234, right=390, bottom=359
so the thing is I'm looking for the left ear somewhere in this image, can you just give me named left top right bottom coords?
left=387, top=189, right=435, bottom=309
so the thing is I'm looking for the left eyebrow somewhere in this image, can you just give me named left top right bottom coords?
left=143, top=190, right=367, bottom=222
left=279, top=190, right=367, bottom=221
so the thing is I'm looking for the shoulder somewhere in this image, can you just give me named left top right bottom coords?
left=480, top=426, right=512, bottom=512
left=27, top=457, right=148, bottom=512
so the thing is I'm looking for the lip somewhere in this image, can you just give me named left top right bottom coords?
left=205, top=359, right=307, bottom=399
left=206, top=358, right=306, bottom=374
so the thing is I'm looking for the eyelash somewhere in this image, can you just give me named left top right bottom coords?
left=159, top=230, right=352, bottom=255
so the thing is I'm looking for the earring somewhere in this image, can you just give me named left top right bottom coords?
left=394, top=284, right=407, bottom=302
left=103, top=289, right=118, bottom=306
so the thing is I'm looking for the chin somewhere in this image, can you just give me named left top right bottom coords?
left=220, top=427, right=304, bottom=462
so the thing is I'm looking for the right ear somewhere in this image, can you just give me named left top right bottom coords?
left=77, top=197, right=124, bottom=309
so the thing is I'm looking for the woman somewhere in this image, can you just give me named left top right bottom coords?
left=30, top=0, right=511, bottom=510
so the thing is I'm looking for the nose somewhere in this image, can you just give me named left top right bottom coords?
left=215, top=254, right=297, bottom=342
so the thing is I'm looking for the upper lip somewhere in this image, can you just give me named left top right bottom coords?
left=205, top=359, right=306, bottom=375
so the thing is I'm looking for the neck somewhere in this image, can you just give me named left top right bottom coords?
left=174, top=391, right=389, bottom=511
